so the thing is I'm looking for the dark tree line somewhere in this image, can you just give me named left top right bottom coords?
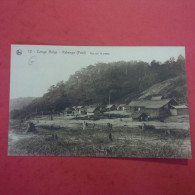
left=10, top=55, right=187, bottom=119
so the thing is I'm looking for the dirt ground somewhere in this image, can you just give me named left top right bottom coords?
left=8, top=114, right=191, bottom=158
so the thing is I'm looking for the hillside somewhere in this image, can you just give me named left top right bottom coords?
left=9, top=97, right=37, bottom=111
left=137, top=75, right=188, bottom=104
left=9, top=55, right=188, bottom=119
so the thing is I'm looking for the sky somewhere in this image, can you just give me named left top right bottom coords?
left=10, top=45, right=185, bottom=99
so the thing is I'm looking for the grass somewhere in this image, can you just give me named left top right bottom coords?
left=8, top=119, right=191, bottom=158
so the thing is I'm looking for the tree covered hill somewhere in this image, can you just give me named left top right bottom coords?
left=10, top=55, right=187, bottom=119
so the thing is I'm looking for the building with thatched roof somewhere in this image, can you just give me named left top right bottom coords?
left=170, top=105, right=188, bottom=116
left=72, top=106, right=77, bottom=110
left=71, top=106, right=87, bottom=115
left=117, top=104, right=127, bottom=111
left=106, top=104, right=117, bottom=111
left=131, top=112, right=149, bottom=121
left=129, top=98, right=178, bottom=119
left=77, top=105, right=84, bottom=109
left=87, top=106, right=100, bottom=116
left=78, top=108, right=87, bottom=115
left=151, top=96, right=164, bottom=101
left=65, top=107, right=74, bottom=115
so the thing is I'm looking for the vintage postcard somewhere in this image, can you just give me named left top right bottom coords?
left=9, top=45, right=191, bottom=158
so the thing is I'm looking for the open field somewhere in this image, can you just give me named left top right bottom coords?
left=8, top=114, right=191, bottom=158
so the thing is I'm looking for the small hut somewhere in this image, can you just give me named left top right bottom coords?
left=87, top=107, right=100, bottom=116
left=65, top=107, right=74, bottom=115
left=170, top=105, right=189, bottom=116
left=78, top=108, right=87, bottom=115
left=72, top=106, right=77, bottom=110
left=77, top=105, right=84, bottom=110
left=117, top=104, right=127, bottom=111
left=106, top=104, right=117, bottom=111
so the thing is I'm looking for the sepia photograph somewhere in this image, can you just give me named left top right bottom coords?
left=8, top=45, right=191, bottom=158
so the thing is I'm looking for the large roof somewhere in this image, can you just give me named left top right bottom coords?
left=129, top=98, right=177, bottom=109
left=79, top=108, right=86, bottom=111
left=172, top=105, right=188, bottom=109
left=151, top=96, right=163, bottom=100
left=106, top=104, right=116, bottom=109
left=87, top=107, right=98, bottom=113
left=77, top=106, right=84, bottom=109
left=131, top=112, right=148, bottom=119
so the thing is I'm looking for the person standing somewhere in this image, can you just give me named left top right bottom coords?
left=109, top=133, right=113, bottom=141
left=92, top=123, right=95, bottom=130
left=83, top=121, right=86, bottom=130
left=107, top=123, right=113, bottom=141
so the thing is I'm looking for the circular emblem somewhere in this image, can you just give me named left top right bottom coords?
left=16, top=49, right=22, bottom=55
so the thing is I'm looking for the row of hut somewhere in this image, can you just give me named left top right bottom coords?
left=65, top=96, right=189, bottom=121
left=65, top=104, right=124, bottom=116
